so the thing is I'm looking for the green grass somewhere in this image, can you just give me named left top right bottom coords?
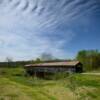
left=0, top=67, right=100, bottom=100
left=73, top=74, right=100, bottom=87
left=88, top=68, right=100, bottom=73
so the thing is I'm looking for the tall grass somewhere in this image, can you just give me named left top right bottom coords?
left=0, top=67, right=100, bottom=100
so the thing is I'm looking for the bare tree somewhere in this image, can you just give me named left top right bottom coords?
left=5, top=57, right=13, bottom=67
left=6, top=57, right=13, bottom=62
left=40, top=53, right=54, bottom=61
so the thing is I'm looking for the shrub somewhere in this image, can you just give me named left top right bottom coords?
left=44, top=72, right=69, bottom=80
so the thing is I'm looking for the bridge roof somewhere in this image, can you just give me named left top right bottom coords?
left=25, top=61, right=81, bottom=67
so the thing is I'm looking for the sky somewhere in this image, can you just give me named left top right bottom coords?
left=0, top=0, right=100, bottom=61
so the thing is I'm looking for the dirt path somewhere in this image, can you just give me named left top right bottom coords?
left=82, top=73, right=100, bottom=75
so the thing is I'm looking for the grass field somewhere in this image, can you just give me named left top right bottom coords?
left=0, top=68, right=100, bottom=100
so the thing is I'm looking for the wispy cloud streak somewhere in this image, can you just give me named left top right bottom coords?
left=0, top=0, right=100, bottom=61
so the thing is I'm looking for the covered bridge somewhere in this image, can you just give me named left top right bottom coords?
left=24, top=61, right=83, bottom=76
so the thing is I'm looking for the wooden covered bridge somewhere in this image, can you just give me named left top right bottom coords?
left=24, top=61, right=83, bottom=76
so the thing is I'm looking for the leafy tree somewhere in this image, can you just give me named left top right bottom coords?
left=76, top=50, right=100, bottom=71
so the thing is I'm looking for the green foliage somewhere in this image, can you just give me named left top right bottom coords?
left=0, top=67, right=25, bottom=76
left=73, top=74, right=100, bottom=87
left=53, top=72, right=69, bottom=80
left=66, top=74, right=100, bottom=100
left=67, top=74, right=78, bottom=91
left=35, top=58, right=42, bottom=63
left=76, top=50, right=100, bottom=71
left=43, top=72, right=69, bottom=80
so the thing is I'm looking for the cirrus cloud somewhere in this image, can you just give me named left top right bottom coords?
left=0, top=0, right=100, bottom=61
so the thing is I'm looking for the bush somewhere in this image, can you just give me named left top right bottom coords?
left=44, top=72, right=69, bottom=80
left=0, top=67, right=25, bottom=76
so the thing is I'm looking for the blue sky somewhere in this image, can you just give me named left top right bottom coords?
left=0, top=0, right=100, bottom=61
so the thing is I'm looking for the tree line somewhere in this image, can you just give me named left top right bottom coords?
left=76, top=50, right=100, bottom=71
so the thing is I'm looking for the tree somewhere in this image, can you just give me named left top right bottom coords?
left=35, top=58, right=41, bottom=63
left=5, top=57, right=13, bottom=67
left=76, top=50, right=100, bottom=71
left=6, top=57, right=13, bottom=62
left=76, top=50, right=88, bottom=70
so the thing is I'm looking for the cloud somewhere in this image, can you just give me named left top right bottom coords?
left=0, top=0, right=100, bottom=61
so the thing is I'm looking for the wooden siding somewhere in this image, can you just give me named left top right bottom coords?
left=28, top=67, right=76, bottom=73
left=24, top=61, right=83, bottom=76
